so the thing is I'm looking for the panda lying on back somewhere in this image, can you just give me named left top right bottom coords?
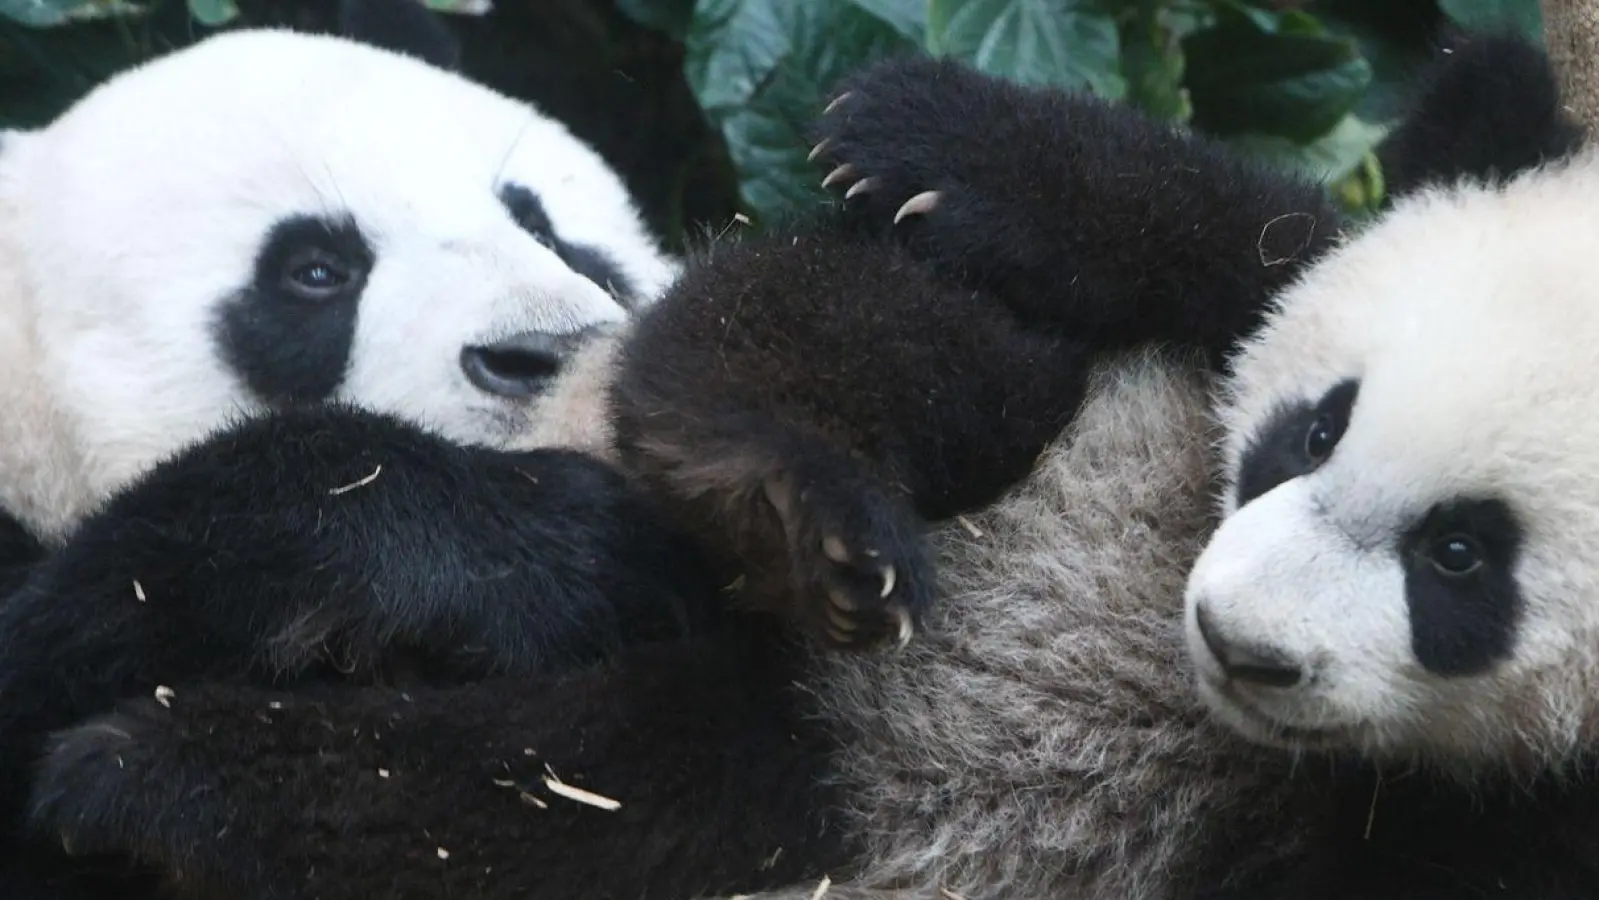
left=7, top=25, right=1595, bottom=900
left=0, top=1, right=731, bottom=895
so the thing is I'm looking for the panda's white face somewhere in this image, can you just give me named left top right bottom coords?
left=1184, top=150, right=1599, bottom=776
left=0, top=27, right=677, bottom=538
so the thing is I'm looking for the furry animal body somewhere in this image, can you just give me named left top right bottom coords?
left=9, top=24, right=1599, bottom=900
left=0, top=2, right=718, bottom=897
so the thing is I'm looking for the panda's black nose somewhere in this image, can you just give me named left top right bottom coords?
left=1195, top=603, right=1303, bottom=688
left=461, top=328, right=593, bottom=399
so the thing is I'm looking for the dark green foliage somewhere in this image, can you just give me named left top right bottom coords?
left=0, top=0, right=1546, bottom=236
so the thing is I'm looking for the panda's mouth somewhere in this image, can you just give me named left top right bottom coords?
left=1201, top=680, right=1354, bottom=751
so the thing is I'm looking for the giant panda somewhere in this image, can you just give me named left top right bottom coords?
left=0, top=1, right=734, bottom=896
left=8, top=27, right=1597, bottom=900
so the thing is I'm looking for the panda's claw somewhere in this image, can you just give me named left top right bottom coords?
left=823, top=91, right=853, bottom=115
left=879, top=564, right=897, bottom=599
left=822, top=164, right=857, bottom=190
left=894, top=190, right=942, bottom=224
left=825, top=625, right=856, bottom=646
left=845, top=177, right=878, bottom=200
left=824, top=595, right=859, bottom=630
left=808, top=138, right=831, bottom=163
left=889, top=603, right=914, bottom=650
left=822, top=535, right=850, bottom=565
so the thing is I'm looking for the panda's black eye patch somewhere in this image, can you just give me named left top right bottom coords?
left=256, top=217, right=372, bottom=304
left=215, top=214, right=373, bottom=406
left=1234, top=378, right=1359, bottom=508
left=499, top=183, right=558, bottom=248
left=496, top=181, right=637, bottom=302
left=1401, top=497, right=1524, bottom=677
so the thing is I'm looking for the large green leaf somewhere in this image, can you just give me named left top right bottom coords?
left=1183, top=1, right=1372, bottom=143
left=685, top=0, right=916, bottom=225
left=927, top=0, right=1124, bottom=99
left=1438, top=0, right=1542, bottom=41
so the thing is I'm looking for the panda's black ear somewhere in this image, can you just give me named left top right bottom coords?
left=337, top=0, right=462, bottom=72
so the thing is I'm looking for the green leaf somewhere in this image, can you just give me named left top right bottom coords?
left=186, top=0, right=236, bottom=26
left=1438, top=0, right=1542, bottom=41
left=0, top=0, right=121, bottom=27
left=1183, top=1, right=1372, bottom=144
left=846, top=0, right=925, bottom=43
left=422, top=0, right=493, bottom=12
left=1226, top=112, right=1389, bottom=212
left=616, top=0, right=697, bottom=39
left=685, top=0, right=917, bottom=226
left=927, top=0, right=1124, bottom=99
left=1312, top=0, right=1449, bottom=124
left=1119, top=3, right=1190, bottom=121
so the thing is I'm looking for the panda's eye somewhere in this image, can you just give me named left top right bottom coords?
left=282, top=250, right=351, bottom=300
left=1429, top=534, right=1484, bottom=576
left=1303, top=413, right=1339, bottom=461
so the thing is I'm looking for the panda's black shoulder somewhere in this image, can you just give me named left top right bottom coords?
left=1193, top=762, right=1599, bottom=900
left=0, top=508, right=43, bottom=598
left=1378, top=30, right=1587, bottom=200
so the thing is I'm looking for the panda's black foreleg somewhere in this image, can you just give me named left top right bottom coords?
left=27, top=622, right=848, bottom=900
left=612, top=219, right=1093, bottom=649
left=0, top=404, right=719, bottom=833
left=806, top=54, right=1341, bottom=363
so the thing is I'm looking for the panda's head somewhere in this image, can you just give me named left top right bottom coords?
left=0, top=3, right=676, bottom=540
left=1184, top=149, right=1599, bottom=777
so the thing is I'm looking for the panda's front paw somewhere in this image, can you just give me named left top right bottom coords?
left=807, top=57, right=974, bottom=236
left=29, top=703, right=237, bottom=884
left=761, top=463, right=932, bottom=651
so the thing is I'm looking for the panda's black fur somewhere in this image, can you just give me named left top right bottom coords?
left=4, top=24, right=1594, bottom=900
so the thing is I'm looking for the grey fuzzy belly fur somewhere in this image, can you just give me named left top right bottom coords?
left=722, top=351, right=1305, bottom=900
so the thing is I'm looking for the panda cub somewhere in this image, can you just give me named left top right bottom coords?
left=0, top=0, right=724, bottom=894
left=11, top=28, right=1596, bottom=900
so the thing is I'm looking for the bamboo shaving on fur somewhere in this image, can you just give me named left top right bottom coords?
left=541, top=764, right=621, bottom=811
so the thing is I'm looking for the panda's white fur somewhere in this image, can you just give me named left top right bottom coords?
left=1188, top=147, right=1599, bottom=777
left=0, top=26, right=676, bottom=544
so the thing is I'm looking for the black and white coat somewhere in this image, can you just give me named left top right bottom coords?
left=8, top=22, right=1599, bottom=900
left=0, top=3, right=718, bottom=896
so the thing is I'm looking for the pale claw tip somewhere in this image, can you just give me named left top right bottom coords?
left=879, top=564, right=897, bottom=599
left=845, top=177, right=878, bottom=200
left=824, top=597, right=858, bottom=630
left=822, top=163, right=857, bottom=190
left=894, top=190, right=942, bottom=224
left=824, top=91, right=853, bottom=115
left=807, top=139, right=830, bottom=163
left=822, top=535, right=850, bottom=564
left=889, top=604, right=914, bottom=649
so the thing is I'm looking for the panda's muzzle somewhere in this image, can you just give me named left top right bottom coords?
left=461, top=327, right=596, bottom=400
left=1194, top=602, right=1304, bottom=689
